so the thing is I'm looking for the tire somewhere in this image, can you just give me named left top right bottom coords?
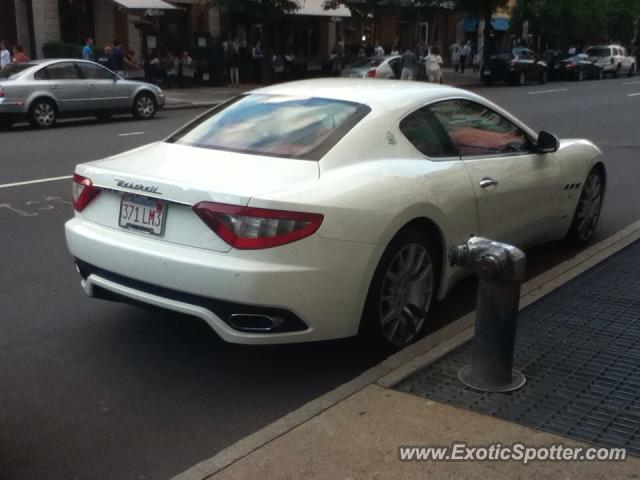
left=539, top=70, right=548, bottom=84
left=132, top=92, right=157, bottom=120
left=28, top=98, right=57, bottom=129
left=95, top=112, right=113, bottom=122
left=628, top=64, right=636, bottom=77
left=360, top=227, right=439, bottom=351
left=614, top=64, right=621, bottom=78
left=567, top=168, right=604, bottom=244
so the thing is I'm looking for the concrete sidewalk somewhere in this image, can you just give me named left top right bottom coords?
left=173, top=219, right=640, bottom=480
left=162, top=70, right=482, bottom=110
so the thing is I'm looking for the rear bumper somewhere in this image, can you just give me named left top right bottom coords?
left=0, top=98, right=27, bottom=116
left=65, top=217, right=379, bottom=344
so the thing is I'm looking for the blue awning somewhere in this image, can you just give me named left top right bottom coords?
left=463, top=16, right=510, bottom=32
left=463, top=16, right=478, bottom=33
left=491, top=16, right=510, bottom=31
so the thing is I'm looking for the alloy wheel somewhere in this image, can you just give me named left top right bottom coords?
left=34, top=102, right=55, bottom=127
left=379, top=243, right=434, bottom=347
left=575, top=172, right=603, bottom=242
left=136, top=96, right=155, bottom=118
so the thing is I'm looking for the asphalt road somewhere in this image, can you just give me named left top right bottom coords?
left=2, top=77, right=640, bottom=480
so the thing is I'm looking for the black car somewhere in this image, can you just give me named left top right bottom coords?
left=557, top=53, right=605, bottom=81
left=482, top=47, right=548, bottom=86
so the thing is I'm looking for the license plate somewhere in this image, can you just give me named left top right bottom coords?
left=118, top=193, right=167, bottom=236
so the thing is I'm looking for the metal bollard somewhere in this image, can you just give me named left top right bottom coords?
left=449, top=236, right=527, bottom=393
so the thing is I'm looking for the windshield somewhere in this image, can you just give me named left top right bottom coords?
left=587, top=47, right=610, bottom=57
left=0, top=63, right=34, bottom=79
left=170, top=94, right=370, bottom=160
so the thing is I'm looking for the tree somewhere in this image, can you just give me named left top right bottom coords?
left=453, top=0, right=510, bottom=65
left=209, top=0, right=300, bottom=83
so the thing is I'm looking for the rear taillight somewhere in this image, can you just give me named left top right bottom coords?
left=192, top=202, right=324, bottom=249
left=72, top=174, right=101, bottom=211
left=366, top=68, right=376, bottom=78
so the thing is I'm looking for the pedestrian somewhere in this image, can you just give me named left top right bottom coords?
left=390, top=43, right=400, bottom=56
left=0, top=41, right=11, bottom=70
left=400, top=45, right=418, bottom=81
left=425, top=46, right=443, bottom=83
left=179, top=50, right=195, bottom=86
left=252, top=40, right=263, bottom=83
left=97, top=45, right=113, bottom=70
left=459, top=41, right=471, bottom=73
left=449, top=39, right=460, bottom=72
left=228, top=39, right=240, bottom=87
left=144, top=49, right=160, bottom=84
left=12, top=45, right=30, bottom=63
left=111, top=40, right=124, bottom=72
left=82, top=37, right=94, bottom=61
left=568, top=44, right=577, bottom=56
left=374, top=42, right=385, bottom=57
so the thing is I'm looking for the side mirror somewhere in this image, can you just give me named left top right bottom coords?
left=537, top=130, right=559, bottom=153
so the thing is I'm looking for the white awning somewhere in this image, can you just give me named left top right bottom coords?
left=111, top=0, right=178, bottom=10
left=291, top=0, right=351, bottom=17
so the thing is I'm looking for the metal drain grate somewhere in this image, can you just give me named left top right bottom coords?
left=395, top=240, right=640, bottom=455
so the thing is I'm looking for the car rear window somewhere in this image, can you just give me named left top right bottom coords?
left=587, top=47, right=610, bottom=57
left=169, top=94, right=370, bottom=160
left=0, top=63, right=34, bottom=79
left=350, top=58, right=385, bottom=69
left=491, top=51, right=513, bottom=62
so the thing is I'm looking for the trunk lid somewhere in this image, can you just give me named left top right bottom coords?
left=76, top=142, right=320, bottom=252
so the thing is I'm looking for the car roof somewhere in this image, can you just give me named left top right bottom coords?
left=250, top=78, right=468, bottom=111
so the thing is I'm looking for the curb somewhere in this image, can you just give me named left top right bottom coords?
left=172, top=219, right=640, bottom=480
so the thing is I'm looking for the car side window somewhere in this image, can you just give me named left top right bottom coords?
left=429, top=100, right=532, bottom=157
left=40, top=62, right=81, bottom=80
left=399, top=108, right=459, bottom=158
left=77, top=62, right=114, bottom=80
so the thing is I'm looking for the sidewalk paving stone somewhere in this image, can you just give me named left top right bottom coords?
left=395, top=239, right=640, bottom=456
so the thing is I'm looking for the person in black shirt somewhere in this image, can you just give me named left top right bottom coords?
left=111, top=40, right=124, bottom=71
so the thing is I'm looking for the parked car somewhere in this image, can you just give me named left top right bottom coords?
left=65, top=80, right=605, bottom=350
left=556, top=53, right=605, bottom=81
left=0, top=59, right=165, bottom=129
left=482, top=47, right=548, bottom=86
left=586, top=45, right=636, bottom=78
left=340, top=56, right=402, bottom=79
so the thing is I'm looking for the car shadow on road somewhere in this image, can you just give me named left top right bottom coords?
left=1, top=115, right=158, bottom=133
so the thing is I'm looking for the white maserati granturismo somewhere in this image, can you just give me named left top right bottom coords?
left=65, top=79, right=605, bottom=349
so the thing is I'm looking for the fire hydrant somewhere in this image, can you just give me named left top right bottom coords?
left=449, top=236, right=527, bottom=393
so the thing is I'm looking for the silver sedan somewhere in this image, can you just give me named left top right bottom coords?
left=0, top=59, right=165, bottom=129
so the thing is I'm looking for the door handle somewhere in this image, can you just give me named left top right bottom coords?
left=50, top=84, right=60, bottom=90
left=479, top=177, right=499, bottom=189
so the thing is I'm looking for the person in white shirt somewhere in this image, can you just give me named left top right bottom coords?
left=374, top=42, right=385, bottom=57
left=0, top=41, right=11, bottom=70
left=459, top=41, right=472, bottom=73
left=425, top=46, right=443, bottom=83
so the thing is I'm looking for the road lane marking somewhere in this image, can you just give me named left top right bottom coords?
left=627, top=92, right=640, bottom=97
left=623, top=81, right=640, bottom=85
left=0, top=175, right=72, bottom=190
left=118, top=131, right=146, bottom=137
left=527, top=88, right=569, bottom=95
